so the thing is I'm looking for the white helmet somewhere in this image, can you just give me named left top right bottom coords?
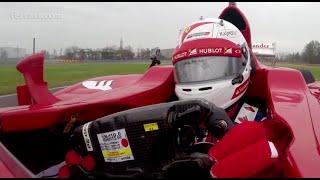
left=172, top=18, right=251, bottom=109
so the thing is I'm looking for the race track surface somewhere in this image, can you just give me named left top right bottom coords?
left=0, top=87, right=65, bottom=108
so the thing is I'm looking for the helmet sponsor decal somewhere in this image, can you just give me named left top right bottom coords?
left=186, top=32, right=210, bottom=39
left=181, top=22, right=213, bottom=44
left=218, top=29, right=238, bottom=38
left=188, top=48, right=198, bottom=56
left=224, top=47, right=232, bottom=54
left=235, top=49, right=242, bottom=54
left=184, top=26, right=191, bottom=33
left=173, top=52, right=188, bottom=60
left=231, top=78, right=249, bottom=100
left=173, top=47, right=241, bottom=61
left=199, top=47, right=223, bottom=54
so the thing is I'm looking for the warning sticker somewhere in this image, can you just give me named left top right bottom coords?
left=82, top=122, right=93, bottom=151
left=143, top=122, right=159, bottom=132
left=97, top=128, right=134, bottom=162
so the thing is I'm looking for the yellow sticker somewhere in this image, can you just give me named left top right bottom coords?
left=185, top=26, right=191, bottom=33
left=102, top=148, right=133, bottom=158
left=143, top=122, right=159, bottom=132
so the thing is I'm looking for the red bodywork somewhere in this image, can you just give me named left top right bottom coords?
left=0, top=3, right=320, bottom=178
left=0, top=54, right=175, bottom=132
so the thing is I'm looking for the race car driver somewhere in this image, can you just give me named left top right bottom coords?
left=172, top=17, right=266, bottom=124
left=172, top=18, right=281, bottom=177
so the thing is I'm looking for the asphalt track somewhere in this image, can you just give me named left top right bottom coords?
left=0, top=86, right=66, bottom=108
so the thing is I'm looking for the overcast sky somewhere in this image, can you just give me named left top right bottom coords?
left=0, top=2, right=319, bottom=55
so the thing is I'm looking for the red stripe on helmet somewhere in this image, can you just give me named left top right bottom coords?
left=172, top=38, right=242, bottom=64
left=231, top=78, right=249, bottom=100
left=181, top=22, right=213, bottom=43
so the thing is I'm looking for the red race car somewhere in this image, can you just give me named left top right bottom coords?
left=0, top=2, right=320, bottom=178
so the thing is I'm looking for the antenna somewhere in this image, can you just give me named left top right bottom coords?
left=33, top=37, right=35, bottom=54
left=219, top=19, right=224, bottom=26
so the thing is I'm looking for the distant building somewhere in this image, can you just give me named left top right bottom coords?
left=0, top=47, right=27, bottom=60
left=252, top=42, right=276, bottom=60
left=160, top=48, right=174, bottom=60
left=120, top=38, right=123, bottom=50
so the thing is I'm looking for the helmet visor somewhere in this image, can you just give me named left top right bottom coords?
left=175, top=56, right=246, bottom=84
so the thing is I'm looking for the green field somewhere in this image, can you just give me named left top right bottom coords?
left=0, top=62, right=149, bottom=95
left=262, top=61, right=320, bottom=81
left=0, top=61, right=320, bottom=95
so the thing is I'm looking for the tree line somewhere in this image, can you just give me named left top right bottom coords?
left=277, top=40, right=320, bottom=64
left=2, top=40, right=319, bottom=63
left=57, top=40, right=320, bottom=63
left=46, top=45, right=166, bottom=61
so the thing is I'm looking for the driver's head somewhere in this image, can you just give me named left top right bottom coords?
left=172, top=18, right=251, bottom=109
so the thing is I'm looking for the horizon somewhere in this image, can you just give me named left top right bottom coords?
left=0, top=2, right=319, bottom=55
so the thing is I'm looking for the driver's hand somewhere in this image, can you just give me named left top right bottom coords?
left=208, top=121, right=279, bottom=178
